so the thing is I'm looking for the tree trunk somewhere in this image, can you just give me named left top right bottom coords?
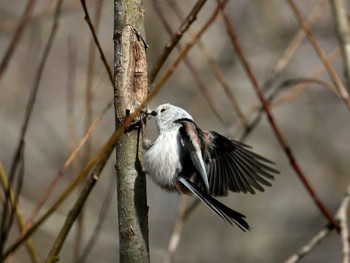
left=113, top=0, right=149, bottom=262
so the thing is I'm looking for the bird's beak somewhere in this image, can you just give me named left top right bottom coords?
left=149, top=110, right=157, bottom=116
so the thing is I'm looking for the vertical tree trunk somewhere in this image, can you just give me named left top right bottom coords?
left=113, top=1, right=149, bottom=262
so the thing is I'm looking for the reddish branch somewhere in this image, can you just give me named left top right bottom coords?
left=81, top=0, right=114, bottom=86
left=288, top=0, right=350, bottom=109
left=151, top=0, right=227, bottom=124
left=148, top=0, right=207, bottom=83
left=219, top=2, right=340, bottom=231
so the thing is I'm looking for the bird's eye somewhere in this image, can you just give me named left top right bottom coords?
left=160, top=108, right=166, bottom=113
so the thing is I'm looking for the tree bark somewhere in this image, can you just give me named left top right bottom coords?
left=114, top=0, right=149, bottom=262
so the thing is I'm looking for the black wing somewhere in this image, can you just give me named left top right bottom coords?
left=175, top=119, right=210, bottom=193
left=205, top=131, right=279, bottom=196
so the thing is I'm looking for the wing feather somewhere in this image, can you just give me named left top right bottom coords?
left=205, top=131, right=278, bottom=196
left=174, top=120, right=278, bottom=197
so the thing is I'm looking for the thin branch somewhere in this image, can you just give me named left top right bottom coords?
left=228, top=0, right=327, bottom=138
left=151, top=0, right=228, bottom=125
left=79, top=175, right=115, bottom=262
left=76, top=1, right=105, bottom=260
left=84, top=0, right=104, bottom=168
left=288, top=0, right=350, bottom=108
left=80, top=0, right=114, bottom=86
left=4, top=124, right=118, bottom=259
left=8, top=0, right=63, bottom=195
left=148, top=0, right=228, bottom=94
left=330, top=0, right=350, bottom=92
left=284, top=224, right=334, bottom=263
left=44, top=154, right=112, bottom=263
left=233, top=46, right=341, bottom=140
left=148, top=0, right=207, bottom=83
left=167, top=0, right=246, bottom=127
left=1, top=0, right=63, bottom=258
left=0, top=0, right=39, bottom=81
left=219, top=1, right=340, bottom=230
left=240, top=77, right=339, bottom=142
left=271, top=48, right=341, bottom=107
left=183, top=199, right=201, bottom=221
left=261, top=0, right=327, bottom=93
left=165, top=196, right=189, bottom=263
left=284, top=185, right=350, bottom=263
left=339, top=187, right=350, bottom=263
left=66, top=34, right=83, bottom=263
left=0, top=162, right=41, bottom=263
left=66, top=37, right=79, bottom=164
left=24, top=99, right=113, bottom=230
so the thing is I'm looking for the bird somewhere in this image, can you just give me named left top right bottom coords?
left=143, top=103, right=278, bottom=231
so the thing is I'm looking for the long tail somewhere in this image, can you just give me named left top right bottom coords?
left=178, top=177, right=250, bottom=231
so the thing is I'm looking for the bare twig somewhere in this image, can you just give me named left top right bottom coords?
left=148, top=0, right=207, bottom=83
left=339, top=187, right=350, bottom=263
left=152, top=0, right=227, bottom=125
left=79, top=175, right=115, bottom=262
left=284, top=224, right=334, bottom=263
left=0, top=162, right=41, bottom=263
left=66, top=37, right=79, bottom=161
left=44, top=153, right=112, bottom=263
left=239, top=77, right=339, bottom=142
left=24, top=99, right=113, bottom=230
left=0, top=0, right=38, bottom=81
left=8, top=0, right=63, bottom=195
left=84, top=0, right=104, bottom=167
left=66, top=34, right=83, bottom=263
left=165, top=196, right=189, bottom=263
left=1, top=0, right=63, bottom=258
left=288, top=0, right=350, bottom=108
left=227, top=0, right=327, bottom=139
left=4, top=123, right=120, bottom=259
left=271, top=48, right=341, bottom=107
left=261, top=0, right=326, bottom=93
left=220, top=1, right=340, bottom=230
left=167, top=0, right=246, bottom=126
left=149, top=0, right=228, bottom=94
left=233, top=46, right=341, bottom=140
left=80, top=0, right=114, bottom=86
left=284, top=185, right=350, bottom=263
left=330, top=0, right=350, bottom=92
left=183, top=199, right=201, bottom=221
left=75, top=1, right=105, bottom=260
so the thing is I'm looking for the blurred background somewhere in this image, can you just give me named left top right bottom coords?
left=1, top=0, right=350, bottom=262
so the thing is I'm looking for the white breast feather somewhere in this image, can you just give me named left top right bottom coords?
left=144, top=129, right=182, bottom=187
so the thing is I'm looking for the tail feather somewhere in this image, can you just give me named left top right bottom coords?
left=178, top=177, right=250, bottom=231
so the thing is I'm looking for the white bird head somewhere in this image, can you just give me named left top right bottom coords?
left=150, top=104, right=193, bottom=133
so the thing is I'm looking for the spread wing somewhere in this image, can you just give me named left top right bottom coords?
left=175, top=119, right=278, bottom=197
left=204, top=131, right=278, bottom=196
